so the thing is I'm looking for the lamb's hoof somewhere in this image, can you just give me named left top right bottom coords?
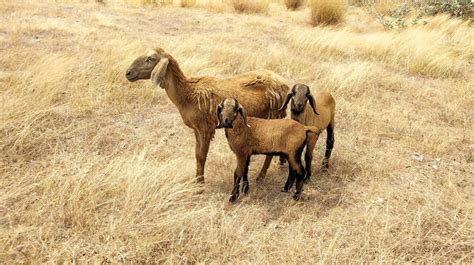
left=242, top=181, right=249, bottom=194
left=322, top=160, right=330, bottom=169
left=293, top=192, right=302, bottom=201
left=304, top=176, right=311, bottom=184
left=229, top=193, right=239, bottom=204
left=196, top=175, right=205, bottom=183
left=281, top=188, right=289, bottom=193
left=256, top=174, right=265, bottom=184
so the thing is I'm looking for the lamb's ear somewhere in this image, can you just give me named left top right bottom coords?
left=151, top=57, right=169, bottom=89
left=278, top=92, right=292, bottom=112
left=308, top=93, right=319, bottom=115
left=237, top=104, right=250, bottom=128
left=216, top=103, right=223, bottom=128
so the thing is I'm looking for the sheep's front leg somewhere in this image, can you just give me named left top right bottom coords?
left=194, top=130, right=212, bottom=183
left=229, top=155, right=248, bottom=203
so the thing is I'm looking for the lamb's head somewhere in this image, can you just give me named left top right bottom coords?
left=279, top=84, right=319, bottom=115
left=216, top=98, right=250, bottom=129
left=125, top=48, right=169, bottom=87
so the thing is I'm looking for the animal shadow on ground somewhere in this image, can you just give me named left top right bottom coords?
left=216, top=153, right=361, bottom=220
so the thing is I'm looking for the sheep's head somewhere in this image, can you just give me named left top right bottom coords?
left=278, top=84, right=319, bottom=115
left=216, top=98, right=250, bottom=129
left=125, top=49, right=169, bottom=88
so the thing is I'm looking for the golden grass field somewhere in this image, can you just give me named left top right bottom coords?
left=1, top=0, right=473, bottom=263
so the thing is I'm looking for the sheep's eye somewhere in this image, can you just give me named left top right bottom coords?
left=146, top=57, right=154, bottom=63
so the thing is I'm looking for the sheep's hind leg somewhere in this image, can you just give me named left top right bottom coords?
left=256, top=155, right=272, bottom=183
left=287, top=154, right=306, bottom=200
left=282, top=165, right=295, bottom=193
left=322, top=124, right=335, bottom=169
left=195, top=130, right=212, bottom=183
left=242, top=156, right=250, bottom=194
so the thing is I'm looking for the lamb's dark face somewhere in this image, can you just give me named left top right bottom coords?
left=125, top=50, right=160, bottom=82
left=278, top=83, right=319, bottom=115
left=217, top=98, right=240, bottom=128
left=291, top=84, right=311, bottom=114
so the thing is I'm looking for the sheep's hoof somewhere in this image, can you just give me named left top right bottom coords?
left=196, top=175, right=205, bottom=183
left=293, top=192, right=302, bottom=201
left=281, top=188, right=289, bottom=193
left=242, top=181, right=249, bottom=194
left=229, top=193, right=239, bottom=204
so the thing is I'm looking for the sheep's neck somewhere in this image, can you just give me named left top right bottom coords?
left=163, top=59, right=193, bottom=108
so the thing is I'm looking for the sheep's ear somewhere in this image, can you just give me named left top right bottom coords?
left=216, top=103, right=223, bottom=128
left=278, top=92, right=292, bottom=112
left=237, top=104, right=250, bottom=128
left=151, top=57, right=169, bottom=89
left=308, top=94, right=319, bottom=115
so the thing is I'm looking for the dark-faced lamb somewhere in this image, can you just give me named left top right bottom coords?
left=278, top=84, right=336, bottom=183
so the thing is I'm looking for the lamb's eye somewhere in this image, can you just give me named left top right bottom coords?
left=146, top=57, right=153, bottom=63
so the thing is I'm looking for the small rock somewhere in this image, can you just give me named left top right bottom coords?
left=435, top=158, right=441, bottom=162
left=411, top=153, right=424, bottom=162
left=432, top=164, right=439, bottom=170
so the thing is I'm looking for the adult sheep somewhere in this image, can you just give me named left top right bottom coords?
left=125, top=48, right=290, bottom=183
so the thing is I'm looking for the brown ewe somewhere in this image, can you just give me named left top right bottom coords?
left=125, top=48, right=290, bottom=183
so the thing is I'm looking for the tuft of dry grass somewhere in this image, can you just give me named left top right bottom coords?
left=284, top=0, right=303, bottom=10
left=0, top=0, right=473, bottom=263
left=180, top=0, right=196, bottom=7
left=310, top=0, right=347, bottom=25
left=232, top=0, right=269, bottom=14
left=123, top=0, right=173, bottom=6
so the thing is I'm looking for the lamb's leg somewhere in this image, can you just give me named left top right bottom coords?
left=288, top=155, right=306, bottom=200
left=229, top=155, right=248, bottom=203
left=256, top=155, right=272, bottom=183
left=279, top=155, right=287, bottom=165
left=322, top=123, right=335, bottom=169
left=242, top=156, right=250, bottom=194
left=304, top=133, right=318, bottom=183
left=195, top=130, right=212, bottom=183
left=282, top=165, right=295, bottom=192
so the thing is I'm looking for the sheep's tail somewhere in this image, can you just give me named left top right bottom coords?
left=304, top=126, right=320, bottom=135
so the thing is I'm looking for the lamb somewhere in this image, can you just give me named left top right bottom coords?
left=125, top=48, right=290, bottom=183
left=277, top=84, right=336, bottom=183
left=216, top=98, right=320, bottom=202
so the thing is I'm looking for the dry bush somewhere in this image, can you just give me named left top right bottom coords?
left=196, top=0, right=230, bottom=12
left=180, top=0, right=196, bottom=7
left=124, top=0, right=173, bottom=6
left=232, top=0, right=269, bottom=14
left=310, top=0, right=347, bottom=25
left=284, top=0, right=303, bottom=10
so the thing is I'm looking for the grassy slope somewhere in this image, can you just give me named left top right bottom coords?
left=0, top=1, right=473, bottom=263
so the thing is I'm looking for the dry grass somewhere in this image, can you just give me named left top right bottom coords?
left=180, top=0, right=196, bottom=7
left=310, top=0, right=347, bottom=25
left=232, top=0, right=269, bottom=14
left=1, top=0, right=473, bottom=263
left=284, top=0, right=303, bottom=10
